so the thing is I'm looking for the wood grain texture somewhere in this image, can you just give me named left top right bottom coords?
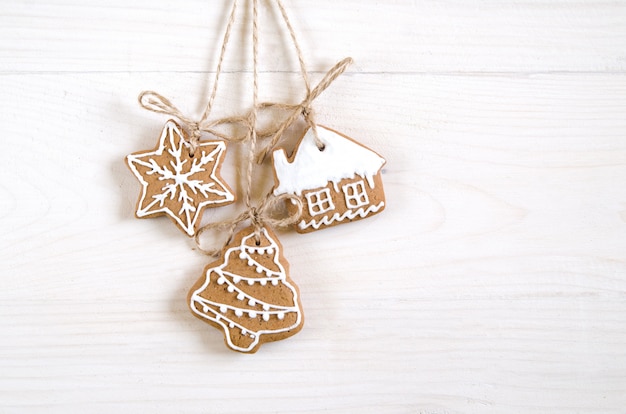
left=1, top=1, right=626, bottom=413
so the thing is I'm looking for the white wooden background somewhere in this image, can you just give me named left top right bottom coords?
left=1, top=1, right=625, bottom=413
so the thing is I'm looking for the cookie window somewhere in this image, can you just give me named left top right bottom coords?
left=305, top=188, right=335, bottom=216
left=342, top=180, right=369, bottom=209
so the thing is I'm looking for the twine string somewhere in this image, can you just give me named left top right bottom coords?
left=200, top=0, right=239, bottom=125
left=138, top=0, right=239, bottom=156
left=276, top=0, right=310, bottom=95
left=246, top=0, right=261, bottom=241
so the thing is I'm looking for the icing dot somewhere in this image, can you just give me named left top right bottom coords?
left=215, top=314, right=221, bottom=321
left=227, top=285, right=235, bottom=293
left=248, top=311, right=257, bottom=318
left=229, top=322, right=235, bottom=328
left=260, top=280, right=267, bottom=286
left=262, top=313, right=270, bottom=321
left=247, top=279, right=255, bottom=285
left=248, top=299, right=256, bottom=306
left=262, top=304, right=270, bottom=311
left=220, top=305, right=227, bottom=313
left=236, top=292, right=245, bottom=300
left=256, top=267, right=263, bottom=273
left=247, top=259, right=254, bottom=266
left=267, top=248, right=273, bottom=254
left=202, top=305, right=209, bottom=313
left=250, top=334, right=255, bottom=339
left=239, top=252, right=246, bottom=259
left=271, top=279, right=279, bottom=286
left=265, top=270, right=272, bottom=276
left=241, top=329, right=247, bottom=335
left=235, top=309, right=243, bottom=317
left=217, top=277, right=225, bottom=285
left=233, top=276, right=241, bottom=284
left=277, top=312, right=285, bottom=320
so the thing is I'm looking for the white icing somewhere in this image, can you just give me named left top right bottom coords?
left=127, top=120, right=234, bottom=236
left=235, top=251, right=279, bottom=277
left=190, top=228, right=302, bottom=352
left=298, top=201, right=385, bottom=230
left=272, top=125, right=385, bottom=196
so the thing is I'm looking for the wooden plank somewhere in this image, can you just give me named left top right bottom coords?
left=0, top=70, right=625, bottom=412
left=0, top=1, right=625, bottom=73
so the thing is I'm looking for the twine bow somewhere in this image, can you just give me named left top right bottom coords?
left=255, top=56, right=353, bottom=163
left=194, top=193, right=303, bottom=257
left=139, top=91, right=248, bottom=155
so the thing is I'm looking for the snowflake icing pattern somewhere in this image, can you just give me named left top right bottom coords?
left=126, top=120, right=235, bottom=236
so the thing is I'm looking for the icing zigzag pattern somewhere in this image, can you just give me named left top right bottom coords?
left=298, top=201, right=385, bottom=231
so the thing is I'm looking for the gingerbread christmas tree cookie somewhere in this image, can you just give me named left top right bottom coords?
left=272, top=125, right=386, bottom=233
left=126, top=120, right=235, bottom=236
left=189, top=226, right=304, bottom=353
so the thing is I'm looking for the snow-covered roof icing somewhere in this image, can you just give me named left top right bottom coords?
left=273, top=126, right=385, bottom=196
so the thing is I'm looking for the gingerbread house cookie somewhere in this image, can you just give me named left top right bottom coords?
left=272, top=125, right=386, bottom=233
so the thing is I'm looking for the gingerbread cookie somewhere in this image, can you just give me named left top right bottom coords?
left=188, top=226, right=304, bottom=353
left=126, top=120, right=235, bottom=236
left=272, top=125, right=386, bottom=233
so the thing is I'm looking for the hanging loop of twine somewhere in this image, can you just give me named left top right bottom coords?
left=194, top=193, right=303, bottom=256
left=137, top=0, right=239, bottom=156
left=256, top=56, right=353, bottom=163
left=138, top=91, right=204, bottom=154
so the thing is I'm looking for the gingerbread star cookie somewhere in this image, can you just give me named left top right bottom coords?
left=126, top=120, right=235, bottom=236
